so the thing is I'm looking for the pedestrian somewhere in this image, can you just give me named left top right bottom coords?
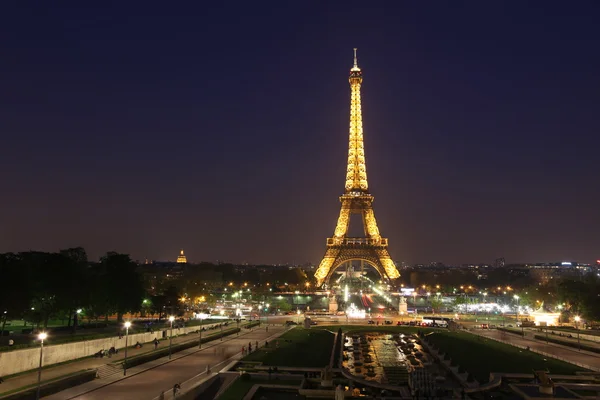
left=154, top=338, right=159, bottom=350
left=8, top=339, right=14, bottom=347
left=255, top=340, right=258, bottom=350
left=242, top=346, right=245, bottom=355
left=249, top=344, right=252, bottom=353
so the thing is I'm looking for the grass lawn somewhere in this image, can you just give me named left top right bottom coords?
left=242, top=328, right=334, bottom=367
left=425, top=331, right=588, bottom=383
left=219, top=378, right=300, bottom=400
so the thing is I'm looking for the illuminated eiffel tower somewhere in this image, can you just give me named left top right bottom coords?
left=314, top=49, right=400, bottom=287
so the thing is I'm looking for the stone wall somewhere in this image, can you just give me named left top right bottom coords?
left=0, top=322, right=224, bottom=377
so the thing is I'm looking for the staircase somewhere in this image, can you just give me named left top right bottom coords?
left=96, top=364, right=123, bottom=379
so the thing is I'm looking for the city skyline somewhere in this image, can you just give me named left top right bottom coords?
left=2, top=2, right=599, bottom=265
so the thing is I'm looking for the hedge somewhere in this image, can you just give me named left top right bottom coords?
left=533, top=334, right=600, bottom=354
left=497, top=327, right=524, bottom=336
left=0, top=369, right=96, bottom=400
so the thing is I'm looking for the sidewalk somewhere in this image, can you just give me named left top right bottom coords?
left=44, top=326, right=287, bottom=400
left=0, top=324, right=248, bottom=396
left=474, top=329, right=600, bottom=371
left=525, top=328, right=600, bottom=349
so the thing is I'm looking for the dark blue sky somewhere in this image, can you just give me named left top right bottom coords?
left=1, top=2, right=599, bottom=265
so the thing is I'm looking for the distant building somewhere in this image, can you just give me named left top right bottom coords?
left=177, top=249, right=187, bottom=264
left=526, top=262, right=591, bottom=284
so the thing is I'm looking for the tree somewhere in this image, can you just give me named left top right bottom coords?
left=57, top=247, right=89, bottom=329
left=430, top=298, right=443, bottom=313
left=99, top=252, right=145, bottom=322
left=272, top=298, right=292, bottom=313
left=0, top=253, right=30, bottom=334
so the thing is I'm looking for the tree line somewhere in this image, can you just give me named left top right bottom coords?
left=0, top=248, right=145, bottom=332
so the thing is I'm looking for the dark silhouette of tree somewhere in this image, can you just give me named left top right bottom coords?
left=99, top=252, right=145, bottom=322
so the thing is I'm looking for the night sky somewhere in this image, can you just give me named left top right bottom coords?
left=2, top=2, right=599, bottom=265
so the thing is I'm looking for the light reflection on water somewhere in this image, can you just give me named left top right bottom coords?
left=342, top=333, right=411, bottom=385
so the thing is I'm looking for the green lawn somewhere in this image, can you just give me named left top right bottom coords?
left=219, top=378, right=299, bottom=400
left=242, top=328, right=334, bottom=367
left=425, top=331, right=587, bottom=383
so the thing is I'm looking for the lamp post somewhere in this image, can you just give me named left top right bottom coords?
left=265, top=304, right=270, bottom=332
left=514, top=294, right=520, bottom=328
left=123, top=321, right=131, bottom=376
left=168, top=316, right=175, bottom=359
left=575, top=316, right=581, bottom=351
left=36, top=332, right=47, bottom=400
left=297, top=309, right=301, bottom=324
left=198, top=317, right=203, bottom=349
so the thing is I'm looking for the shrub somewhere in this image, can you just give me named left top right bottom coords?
left=497, top=327, right=524, bottom=336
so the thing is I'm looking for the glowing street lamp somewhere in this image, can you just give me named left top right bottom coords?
left=168, top=316, right=175, bottom=359
left=265, top=303, right=270, bottom=331
left=123, top=321, right=131, bottom=376
left=36, top=332, right=47, bottom=400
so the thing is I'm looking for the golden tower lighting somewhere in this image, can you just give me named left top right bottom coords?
left=314, top=49, right=400, bottom=287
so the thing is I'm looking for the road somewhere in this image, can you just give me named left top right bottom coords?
left=475, top=328, right=600, bottom=371
left=44, top=326, right=286, bottom=400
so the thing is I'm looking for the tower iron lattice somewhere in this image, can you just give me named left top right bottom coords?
left=314, top=49, right=401, bottom=287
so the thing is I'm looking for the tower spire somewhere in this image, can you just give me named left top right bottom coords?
left=345, top=47, right=367, bottom=192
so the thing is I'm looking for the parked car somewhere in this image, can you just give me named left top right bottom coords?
left=368, top=320, right=375, bottom=325
left=384, top=320, right=393, bottom=325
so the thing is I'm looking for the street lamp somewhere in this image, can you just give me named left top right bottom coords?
left=168, top=316, right=175, bottom=359
left=513, top=294, right=520, bottom=325
left=575, top=316, right=581, bottom=351
left=123, top=321, right=131, bottom=376
left=265, top=303, right=270, bottom=332
left=36, top=332, right=47, bottom=400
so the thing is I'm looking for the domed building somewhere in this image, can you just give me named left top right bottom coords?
left=176, top=249, right=187, bottom=264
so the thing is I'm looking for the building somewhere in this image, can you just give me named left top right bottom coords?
left=177, top=249, right=187, bottom=264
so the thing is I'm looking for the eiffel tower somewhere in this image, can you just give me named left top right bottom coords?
left=314, top=49, right=400, bottom=287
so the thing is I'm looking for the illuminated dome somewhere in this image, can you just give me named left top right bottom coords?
left=176, top=249, right=187, bottom=264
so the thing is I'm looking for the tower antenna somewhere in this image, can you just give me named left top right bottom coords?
left=353, top=48, right=358, bottom=68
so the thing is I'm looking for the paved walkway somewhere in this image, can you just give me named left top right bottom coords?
left=475, top=329, right=600, bottom=371
left=523, top=328, right=600, bottom=349
left=0, top=324, right=248, bottom=396
left=43, top=326, right=287, bottom=400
